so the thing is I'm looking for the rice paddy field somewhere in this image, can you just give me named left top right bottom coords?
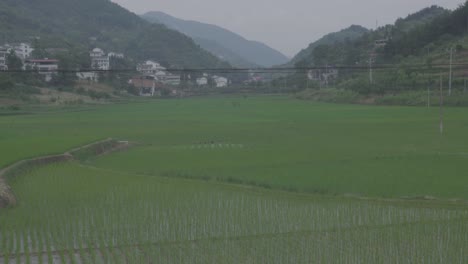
left=1, top=95, right=468, bottom=263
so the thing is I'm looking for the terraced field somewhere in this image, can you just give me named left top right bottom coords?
left=1, top=96, right=468, bottom=263
left=1, top=163, right=467, bottom=263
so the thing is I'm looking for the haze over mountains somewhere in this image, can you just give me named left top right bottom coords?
left=141, top=11, right=290, bottom=68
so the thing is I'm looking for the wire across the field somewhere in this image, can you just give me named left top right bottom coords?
left=0, top=62, right=465, bottom=74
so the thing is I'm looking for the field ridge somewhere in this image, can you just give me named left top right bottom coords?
left=0, top=138, right=130, bottom=208
left=80, top=163, right=468, bottom=208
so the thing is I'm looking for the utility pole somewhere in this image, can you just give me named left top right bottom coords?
left=427, top=79, right=431, bottom=108
left=449, top=47, right=453, bottom=96
left=439, top=75, right=444, bottom=135
left=464, top=79, right=467, bottom=94
left=369, top=56, right=373, bottom=85
left=325, top=65, right=329, bottom=89
left=284, top=77, right=287, bottom=93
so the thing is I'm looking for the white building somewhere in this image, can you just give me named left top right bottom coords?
left=307, top=68, right=338, bottom=83
left=1, top=43, right=34, bottom=61
left=76, top=72, right=99, bottom=82
left=14, top=43, right=34, bottom=60
left=136, top=60, right=166, bottom=75
left=375, top=38, right=389, bottom=48
left=3, top=43, right=34, bottom=60
left=108, top=52, right=124, bottom=59
left=213, top=76, right=228, bottom=88
left=25, top=59, right=59, bottom=82
left=0, top=47, right=8, bottom=71
left=196, top=77, right=208, bottom=86
left=136, top=60, right=181, bottom=86
left=90, top=48, right=110, bottom=70
left=163, top=74, right=181, bottom=86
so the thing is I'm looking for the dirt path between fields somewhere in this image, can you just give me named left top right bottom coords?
left=0, top=138, right=131, bottom=208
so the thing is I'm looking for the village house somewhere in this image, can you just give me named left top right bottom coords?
left=136, top=60, right=181, bottom=86
left=213, top=75, right=228, bottom=88
left=11, top=43, right=34, bottom=60
left=90, top=48, right=110, bottom=70
left=108, top=52, right=124, bottom=59
left=0, top=43, right=34, bottom=62
left=308, top=68, right=339, bottom=86
left=24, top=58, right=59, bottom=82
left=76, top=72, right=99, bottom=82
left=129, top=75, right=160, bottom=96
left=375, top=38, right=389, bottom=48
left=136, top=60, right=166, bottom=75
left=0, top=47, right=8, bottom=71
left=196, top=76, right=208, bottom=86
left=161, top=74, right=181, bottom=86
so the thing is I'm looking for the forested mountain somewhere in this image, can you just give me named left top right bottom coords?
left=141, top=11, right=290, bottom=67
left=392, top=5, right=448, bottom=32
left=292, top=5, right=450, bottom=67
left=0, top=0, right=229, bottom=69
left=383, top=5, right=458, bottom=59
left=288, top=25, right=369, bottom=66
left=286, top=5, right=468, bottom=97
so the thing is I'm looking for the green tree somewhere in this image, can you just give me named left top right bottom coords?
left=6, top=51, right=23, bottom=70
left=31, top=38, right=48, bottom=59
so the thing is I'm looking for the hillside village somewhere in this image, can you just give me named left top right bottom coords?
left=0, top=43, right=231, bottom=97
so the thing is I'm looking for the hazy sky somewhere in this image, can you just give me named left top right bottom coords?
left=112, top=0, right=463, bottom=57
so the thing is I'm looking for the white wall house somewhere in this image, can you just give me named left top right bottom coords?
left=0, top=47, right=8, bottom=71
left=196, top=77, right=208, bottom=86
left=108, top=52, right=124, bottom=59
left=163, top=74, right=181, bottom=86
left=375, top=38, right=389, bottom=48
left=136, top=60, right=166, bottom=75
left=76, top=72, right=99, bottom=82
left=1, top=43, right=34, bottom=62
left=90, top=48, right=110, bottom=70
left=308, top=68, right=338, bottom=82
left=14, top=43, right=34, bottom=60
left=25, top=59, right=59, bottom=82
left=136, top=60, right=181, bottom=86
left=213, top=76, right=228, bottom=88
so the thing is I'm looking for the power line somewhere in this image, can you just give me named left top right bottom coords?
left=0, top=64, right=468, bottom=73
left=1, top=63, right=467, bottom=74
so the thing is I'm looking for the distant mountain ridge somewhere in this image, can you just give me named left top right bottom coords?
left=141, top=11, right=290, bottom=67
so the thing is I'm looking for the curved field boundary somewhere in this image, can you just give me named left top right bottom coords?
left=1, top=214, right=467, bottom=262
left=0, top=138, right=131, bottom=208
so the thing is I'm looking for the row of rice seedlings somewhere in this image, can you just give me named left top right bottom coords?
left=2, top=204, right=467, bottom=263
left=116, top=218, right=467, bottom=264
left=1, top=163, right=468, bottom=262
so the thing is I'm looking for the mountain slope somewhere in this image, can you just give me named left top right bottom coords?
left=289, top=5, right=465, bottom=97
left=0, top=0, right=229, bottom=69
left=292, top=5, right=450, bottom=67
left=288, top=25, right=369, bottom=66
left=141, top=11, right=290, bottom=67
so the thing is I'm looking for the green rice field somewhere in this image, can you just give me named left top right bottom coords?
left=1, top=96, right=468, bottom=263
